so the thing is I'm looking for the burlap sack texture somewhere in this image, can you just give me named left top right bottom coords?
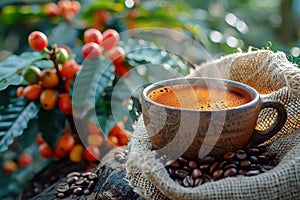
left=126, top=49, right=300, bottom=200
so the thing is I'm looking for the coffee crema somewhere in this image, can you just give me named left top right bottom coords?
left=147, top=84, right=252, bottom=110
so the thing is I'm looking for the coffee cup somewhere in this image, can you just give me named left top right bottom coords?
left=141, top=77, right=287, bottom=159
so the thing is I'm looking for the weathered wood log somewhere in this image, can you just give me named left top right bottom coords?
left=22, top=146, right=142, bottom=200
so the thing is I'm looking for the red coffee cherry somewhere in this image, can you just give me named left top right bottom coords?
left=28, top=31, right=48, bottom=51
left=81, top=42, right=103, bottom=60
left=84, top=28, right=103, bottom=45
left=102, top=29, right=119, bottom=51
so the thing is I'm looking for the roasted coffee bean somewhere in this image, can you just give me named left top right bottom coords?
left=67, top=176, right=79, bottom=184
left=223, top=167, right=237, bottom=178
left=75, top=177, right=85, bottom=185
left=223, top=151, right=235, bottom=160
left=218, top=160, right=228, bottom=169
left=239, top=160, right=251, bottom=169
left=235, top=149, right=247, bottom=160
left=199, top=164, right=210, bottom=173
left=209, top=161, right=219, bottom=174
left=165, top=160, right=181, bottom=168
left=249, top=155, right=259, bottom=164
left=88, top=173, right=98, bottom=181
left=213, top=169, right=223, bottom=180
left=57, top=192, right=66, bottom=199
left=202, top=156, right=216, bottom=164
left=57, top=183, right=69, bottom=193
left=238, top=169, right=248, bottom=176
left=73, top=187, right=83, bottom=195
left=194, top=178, right=203, bottom=187
left=81, top=172, right=92, bottom=177
left=258, top=155, right=270, bottom=165
left=87, top=180, right=95, bottom=190
left=174, top=169, right=190, bottom=179
left=189, top=161, right=198, bottom=169
left=183, top=176, right=194, bottom=187
left=246, top=170, right=260, bottom=176
left=248, top=148, right=260, bottom=156
left=250, top=164, right=260, bottom=170
left=261, top=165, right=274, bottom=172
left=224, top=163, right=237, bottom=170
left=263, top=151, right=276, bottom=159
left=69, top=184, right=80, bottom=191
left=67, top=171, right=81, bottom=178
left=191, top=168, right=202, bottom=179
left=84, top=189, right=91, bottom=195
left=183, top=165, right=192, bottom=171
left=203, top=174, right=212, bottom=183
left=178, top=157, right=189, bottom=166
left=168, top=168, right=175, bottom=177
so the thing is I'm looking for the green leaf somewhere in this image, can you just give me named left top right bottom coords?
left=0, top=52, right=46, bottom=91
left=38, top=108, right=65, bottom=149
left=72, top=57, right=115, bottom=118
left=0, top=99, right=40, bottom=152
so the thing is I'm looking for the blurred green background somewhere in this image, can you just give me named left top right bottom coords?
left=0, top=0, right=299, bottom=63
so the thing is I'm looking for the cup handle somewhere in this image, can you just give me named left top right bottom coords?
left=250, top=100, right=287, bottom=144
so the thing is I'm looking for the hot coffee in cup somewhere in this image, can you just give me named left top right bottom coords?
left=147, top=84, right=252, bottom=110
left=141, top=77, right=287, bottom=159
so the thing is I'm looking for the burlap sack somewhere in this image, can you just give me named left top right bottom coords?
left=126, top=50, right=300, bottom=199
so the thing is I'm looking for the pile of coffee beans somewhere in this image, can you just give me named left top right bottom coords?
left=163, top=145, right=277, bottom=188
left=55, top=171, right=98, bottom=198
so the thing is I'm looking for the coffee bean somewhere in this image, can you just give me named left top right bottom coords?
left=189, top=161, right=198, bottom=169
left=69, top=184, right=80, bottom=191
left=67, top=176, right=78, bottom=184
left=57, top=183, right=69, bottom=193
left=238, top=169, right=248, bottom=176
left=249, top=155, right=259, bottom=164
left=223, top=151, right=235, bottom=160
left=192, top=169, right=202, bottom=179
left=87, top=180, right=95, bottom=190
left=75, top=177, right=85, bottom=185
left=261, top=165, right=274, bottom=172
left=178, top=157, right=189, bottom=166
left=165, top=160, right=181, bottom=168
left=183, top=165, right=192, bottom=171
left=239, top=160, right=251, bottom=169
left=246, top=170, right=260, bottom=176
left=73, top=187, right=83, bottom=195
left=235, top=149, right=247, bottom=160
left=168, top=168, right=175, bottom=177
left=258, top=155, right=270, bottom=165
left=248, top=148, right=260, bottom=156
left=224, top=163, right=237, bottom=170
left=223, top=168, right=237, bottom=178
left=213, top=169, right=223, bottom=180
left=57, top=192, right=66, bottom=199
left=67, top=171, right=80, bottom=179
left=250, top=164, right=260, bottom=170
left=88, top=173, right=98, bottom=181
left=174, top=169, right=190, bottom=179
left=81, top=172, right=92, bottom=177
left=194, top=178, right=203, bottom=187
left=218, top=160, right=228, bottom=169
left=183, top=176, right=194, bottom=187
left=199, top=164, right=210, bottom=173
left=263, top=151, right=276, bottom=159
left=202, top=156, right=216, bottom=164
left=209, top=161, right=219, bottom=174
left=84, top=189, right=91, bottom=195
